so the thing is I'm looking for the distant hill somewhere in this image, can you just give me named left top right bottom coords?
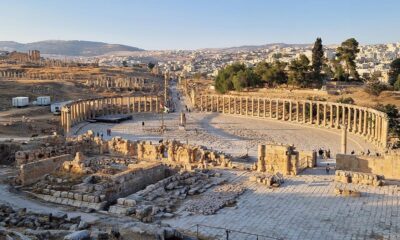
left=0, top=40, right=143, bottom=57
left=219, top=43, right=313, bottom=52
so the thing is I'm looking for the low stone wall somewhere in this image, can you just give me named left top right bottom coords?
left=335, top=170, right=384, bottom=186
left=19, top=154, right=73, bottom=185
left=336, top=151, right=400, bottom=180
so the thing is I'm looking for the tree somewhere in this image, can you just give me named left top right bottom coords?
left=394, top=75, right=400, bottom=91
left=147, top=62, right=155, bottom=70
left=331, top=58, right=346, bottom=81
left=312, top=38, right=324, bottom=83
left=214, top=63, right=260, bottom=93
left=365, top=77, right=388, bottom=96
left=288, top=54, right=311, bottom=87
left=254, top=61, right=287, bottom=87
left=122, top=60, right=128, bottom=67
left=389, top=58, right=400, bottom=86
left=336, top=38, right=360, bottom=81
left=375, top=104, right=400, bottom=139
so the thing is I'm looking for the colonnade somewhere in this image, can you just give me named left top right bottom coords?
left=61, top=96, right=161, bottom=133
left=84, top=77, right=146, bottom=89
left=198, top=95, right=389, bottom=149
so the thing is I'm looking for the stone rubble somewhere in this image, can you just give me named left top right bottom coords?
left=109, top=170, right=225, bottom=222
left=183, top=184, right=245, bottom=215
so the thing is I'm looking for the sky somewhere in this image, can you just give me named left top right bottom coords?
left=0, top=0, right=399, bottom=50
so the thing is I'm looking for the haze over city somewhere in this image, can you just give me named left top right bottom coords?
left=0, top=1, right=400, bottom=240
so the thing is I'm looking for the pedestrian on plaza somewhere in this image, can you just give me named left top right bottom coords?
left=100, top=133, right=103, bottom=139
left=325, top=163, right=330, bottom=174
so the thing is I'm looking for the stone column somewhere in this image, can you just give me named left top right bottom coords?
left=316, top=103, right=320, bottom=125
left=358, top=109, right=363, bottom=134
left=296, top=101, right=299, bottom=122
left=309, top=102, right=313, bottom=124
left=217, top=96, right=220, bottom=112
left=353, top=108, right=357, bottom=133
left=257, top=98, right=260, bottom=117
left=263, top=99, right=267, bottom=118
left=382, top=116, right=388, bottom=148
left=200, top=96, right=203, bottom=111
left=341, top=124, right=347, bottom=154
left=363, top=110, right=368, bottom=136
left=347, top=107, right=352, bottom=131
left=282, top=100, right=286, bottom=120
left=336, top=105, right=340, bottom=129
left=223, top=97, right=226, bottom=114
left=289, top=101, right=292, bottom=121
left=303, top=101, right=306, bottom=123
left=342, top=105, right=346, bottom=126
left=276, top=100, right=279, bottom=119
left=246, top=97, right=249, bottom=116
left=269, top=100, right=273, bottom=118
left=330, top=105, right=333, bottom=128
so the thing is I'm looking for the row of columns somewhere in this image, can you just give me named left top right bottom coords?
left=199, top=95, right=389, bottom=149
left=85, top=77, right=146, bottom=88
left=61, top=96, right=161, bottom=133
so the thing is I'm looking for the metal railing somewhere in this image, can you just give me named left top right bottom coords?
left=191, top=223, right=284, bottom=240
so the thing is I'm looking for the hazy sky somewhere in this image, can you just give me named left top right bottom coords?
left=1, top=0, right=399, bottom=50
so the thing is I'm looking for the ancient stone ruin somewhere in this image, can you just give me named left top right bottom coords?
left=254, top=144, right=316, bottom=175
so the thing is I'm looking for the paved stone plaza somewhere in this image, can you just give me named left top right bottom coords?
left=164, top=168, right=400, bottom=240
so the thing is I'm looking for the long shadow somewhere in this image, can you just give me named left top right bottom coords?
left=199, top=113, right=249, bottom=141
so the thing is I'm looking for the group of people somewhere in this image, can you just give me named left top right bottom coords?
left=94, top=129, right=112, bottom=138
left=318, top=148, right=331, bottom=159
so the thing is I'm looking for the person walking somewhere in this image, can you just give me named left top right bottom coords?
left=325, top=163, right=330, bottom=174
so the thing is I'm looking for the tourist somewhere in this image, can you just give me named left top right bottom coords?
left=325, top=164, right=330, bottom=174
left=100, top=133, right=103, bottom=139
left=142, top=121, right=145, bottom=128
left=367, top=149, right=371, bottom=156
left=351, top=150, right=355, bottom=155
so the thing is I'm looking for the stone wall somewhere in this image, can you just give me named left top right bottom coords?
left=336, top=151, right=400, bottom=180
left=18, top=154, right=73, bottom=185
left=197, top=94, right=389, bottom=149
left=256, top=144, right=316, bottom=175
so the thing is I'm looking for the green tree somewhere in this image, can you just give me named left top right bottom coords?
left=375, top=104, right=400, bottom=138
left=394, top=75, right=400, bottom=91
left=312, top=38, right=324, bottom=83
left=288, top=54, right=311, bottom=87
left=214, top=63, right=261, bottom=93
left=336, top=38, right=360, bottom=81
left=147, top=62, right=155, bottom=70
left=389, top=58, right=400, bottom=86
left=331, top=58, right=346, bottom=81
left=254, top=61, right=287, bottom=87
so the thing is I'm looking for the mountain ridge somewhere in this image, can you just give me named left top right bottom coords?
left=0, top=40, right=143, bottom=57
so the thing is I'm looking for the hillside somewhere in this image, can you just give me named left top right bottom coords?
left=0, top=40, right=143, bottom=56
